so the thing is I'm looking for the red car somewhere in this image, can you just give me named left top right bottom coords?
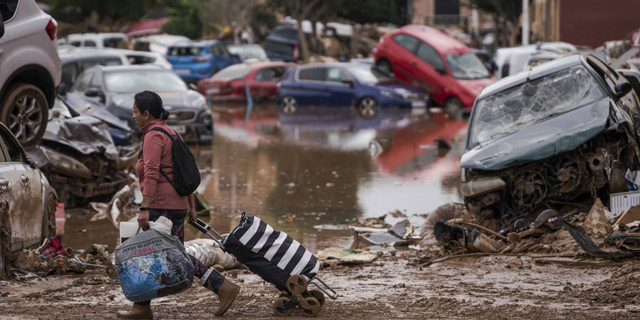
left=374, top=25, right=495, bottom=117
left=197, top=62, right=292, bottom=105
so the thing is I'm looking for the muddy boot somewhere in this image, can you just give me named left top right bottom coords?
left=200, top=267, right=240, bottom=316
left=116, top=303, right=153, bottom=319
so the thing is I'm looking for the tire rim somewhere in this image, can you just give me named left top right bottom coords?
left=8, top=94, right=43, bottom=144
left=359, top=98, right=377, bottom=117
left=281, top=96, right=297, bottom=114
left=445, top=99, right=462, bottom=116
left=378, top=61, right=391, bottom=74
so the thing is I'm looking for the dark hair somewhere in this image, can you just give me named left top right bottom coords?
left=134, top=90, right=169, bottom=120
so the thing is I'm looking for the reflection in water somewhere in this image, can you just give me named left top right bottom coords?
left=63, top=105, right=468, bottom=253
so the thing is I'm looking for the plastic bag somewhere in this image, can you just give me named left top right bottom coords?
left=149, top=216, right=173, bottom=235
left=115, top=229, right=194, bottom=302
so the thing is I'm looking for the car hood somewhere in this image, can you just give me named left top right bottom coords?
left=43, top=116, right=119, bottom=161
left=461, top=98, right=611, bottom=171
left=112, top=90, right=203, bottom=110
left=64, top=94, right=131, bottom=131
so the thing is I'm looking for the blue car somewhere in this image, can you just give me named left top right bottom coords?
left=276, top=63, right=429, bottom=118
left=166, top=40, right=241, bottom=84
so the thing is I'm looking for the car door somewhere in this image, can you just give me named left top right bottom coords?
left=251, top=66, right=287, bottom=100
left=389, top=34, right=420, bottom=83
left=324, top=67, right=355, bottom=107
left=413, top=41, right=447, bottom=103
left=295, top=67, right=328, bottom=107
left=0, top=124, right=44, bottom=252
left=211, top=45, right=232, bottom=73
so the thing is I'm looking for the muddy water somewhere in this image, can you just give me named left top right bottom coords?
left=63, top=106, right=468, bottom=253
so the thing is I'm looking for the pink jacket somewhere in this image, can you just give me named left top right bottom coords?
left=136, top=119, right=188, bottom=210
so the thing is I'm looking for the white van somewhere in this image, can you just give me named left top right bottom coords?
left=66, top=32, right=129, bottom=49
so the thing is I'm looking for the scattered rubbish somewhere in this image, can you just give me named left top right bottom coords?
left=583, top=198, right=613, bottom=237
left=560, top=220, right=640, bottom=259
left=55, top=203, right=66, bottom=236
left=0, top=292, right=7, bottom=298
left=610, top=190, right=640, bottom=216
left=90, top=181, right=140, bottom=227
left=625, top=169, right=640, bottom=191
left=614, top=205, right=640, bottom=225
left=352, top=219, right=422, bottom=248
left=316, top=248, right=380, bottom=265
left=184, top=238, right=240, bottom=270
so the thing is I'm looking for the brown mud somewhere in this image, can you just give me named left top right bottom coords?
left=1, top=253, right=638, bottom=319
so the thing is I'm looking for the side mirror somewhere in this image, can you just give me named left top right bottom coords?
left=58, top=83, right=67, bottom=95
left=0, top=13, right=4, bottom=39
left=615, top=82, right=632, bottom=99
left=84, top=87, right=102, bottom=98
left=341, top=79, right=355, bottom=87
left=188, top=83, right=198, bottom=91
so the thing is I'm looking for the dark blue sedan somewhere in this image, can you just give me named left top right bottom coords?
left=276, top=63, right=429, bottom=117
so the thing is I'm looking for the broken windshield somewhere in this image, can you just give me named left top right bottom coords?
left=468, top=65, right=606, bottom=149
left=445, top=53, right=490, bottom=79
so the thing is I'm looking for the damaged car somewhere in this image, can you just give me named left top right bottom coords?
left=26, top=96, right=139, bottom=208
left=460, top=54, right=640, bottom=230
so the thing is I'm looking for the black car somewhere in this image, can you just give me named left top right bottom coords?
left=264, top=26, right=324, bottom=62
left=65, top=65, right=213, bottom=143
left=460, top=54, right=640, bottom=228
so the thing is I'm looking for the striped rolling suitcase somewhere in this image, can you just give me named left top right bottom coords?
left=189, top=213, right=337, bottom=317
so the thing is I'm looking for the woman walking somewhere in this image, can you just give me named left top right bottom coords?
left=117, top=90, right=239, bottom=319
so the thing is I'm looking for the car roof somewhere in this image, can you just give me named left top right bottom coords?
left=170, top=40, right=220, bottom=47
left=396, top=25, right=470, bottom=54
left=478, top=54, right=584, bottom=99
left=59, top=49, right=125, bottom=61
left=93, top=65, right=168, bottom=73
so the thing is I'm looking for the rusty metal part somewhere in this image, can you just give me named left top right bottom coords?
left=460, top=176, right=506, bottom=198
left=447, top=218, right=508, bottom=242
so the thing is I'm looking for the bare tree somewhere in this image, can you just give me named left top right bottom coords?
left=198, top=0, right=258, bottom=41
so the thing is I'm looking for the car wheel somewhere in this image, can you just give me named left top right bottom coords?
left=444, top=97, right=463, bottom=119
left=377, top=59, right=392, bottom=75
left=357, top=97, right=379, bottom=118
left=0, top=83, right=48, bottom=150
left=42, top=192, right=57, bottom=239
left=280, top=96, right=297, bottom=114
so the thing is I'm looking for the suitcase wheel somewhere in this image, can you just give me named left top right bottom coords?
left=273, top=297, right=294, bottom=317
left=301, top=296, right=321, bottom=317
left=307, top=289, right=325, bottom=307
left=286, top=275, right=308, bottom=295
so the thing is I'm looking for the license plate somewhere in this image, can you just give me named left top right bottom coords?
left=411, top=100, right=426, bottom=107
left=206, top=87, right=220, bottom=95
left=175, top=69, right=190, bottom=75
left=170, top=125, right=186, bottom=134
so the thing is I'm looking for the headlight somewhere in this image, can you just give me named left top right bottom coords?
left=381, top=90, right=402, bottom=99
left=41, top=146, right=92, bottom=179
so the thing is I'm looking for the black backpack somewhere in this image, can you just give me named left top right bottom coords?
left=142, top=127, right=200, bottom=197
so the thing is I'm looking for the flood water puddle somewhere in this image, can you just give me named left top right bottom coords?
left=63, top=106, right=468, bottom=253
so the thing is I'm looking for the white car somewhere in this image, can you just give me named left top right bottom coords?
left=104, top=48, right=173, bottom=69
left=0, top=120, right=57, bottom=279
left=0, top=0, right=61, bottom=150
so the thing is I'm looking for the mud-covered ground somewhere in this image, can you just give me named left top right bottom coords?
left=1, top=252, right=639, bottom=320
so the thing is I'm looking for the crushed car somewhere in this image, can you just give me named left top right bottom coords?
left=460, top=53, right=640, bottom=231
left=26, top=96, right=139, bottom=208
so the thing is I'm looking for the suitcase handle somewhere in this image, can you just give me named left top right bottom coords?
left=188, top=218, right=226, bottom=249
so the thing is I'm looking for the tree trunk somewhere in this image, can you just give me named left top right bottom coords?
left=0, top=204, right=10, bottom=280
left=297, top=20, right=311, bottom=63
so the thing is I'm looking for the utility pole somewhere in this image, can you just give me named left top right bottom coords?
left=522, top=0, right=529, bottom=45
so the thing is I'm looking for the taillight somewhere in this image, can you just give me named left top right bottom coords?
left=293, top=44, right=299, bottom=61
left=45, top=18, right=57, bottom=41
left=194, top=55, right=211, bottom=62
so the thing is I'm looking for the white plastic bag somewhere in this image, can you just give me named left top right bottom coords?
left=149, top=216, right=173, bottom=235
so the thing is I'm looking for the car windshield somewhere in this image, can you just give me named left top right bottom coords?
left=347, top=65, right=394, bottom=84
left=104, top=70, right=187, bottom=93
left=104, top=37, right=128, bottom=49
left=212, top=65, right=252, bottom=79
left=469, top=65, right=606, bottom=149
left=446, top=53, right=490, bottom=79
left=167, top=46, right=204, bottom=56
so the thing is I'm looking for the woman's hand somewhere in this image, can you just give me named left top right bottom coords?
left=188, top=208, right=198, bottom=222
left=138, top=209, right=150, bottom=229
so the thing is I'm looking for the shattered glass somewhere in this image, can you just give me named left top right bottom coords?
left=469, top=65, right=606, bottom=149
left=445, top=53, right=490, bottom=79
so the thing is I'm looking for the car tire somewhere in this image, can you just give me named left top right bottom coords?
left=376, top=59, right=392, bottom=75
left=280, top=96, right=297, bottom=114
left=357, top=97, right=379, bottom=118
left=444, top=97, right=463, bottom=119
left=0, top=83, right=49, bottom=151
left=42, top=192, right=57, bottom=239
